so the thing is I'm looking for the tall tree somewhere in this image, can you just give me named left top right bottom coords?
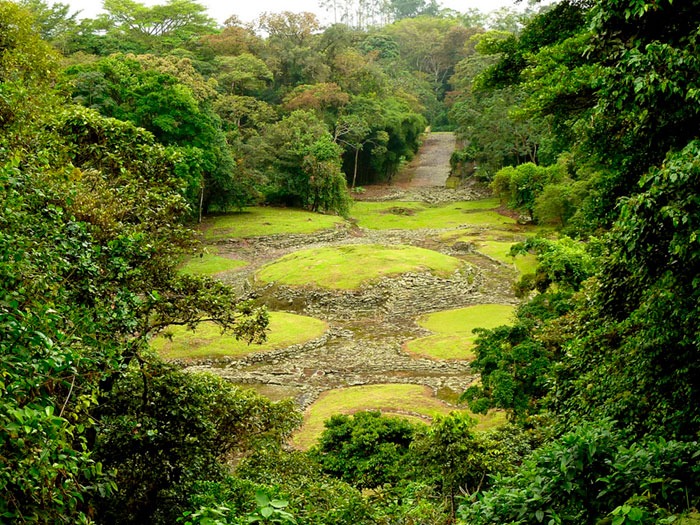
left=214, top=53, right=273, bottom=95
left=19, top=0, right=79, bottom=51
left=199, top=15, right=261, bottom=56
left=101, top=0, right=216, bottom=50
left=257, top=11, right=320, bottom=46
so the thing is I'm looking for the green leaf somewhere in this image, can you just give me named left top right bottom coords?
left=255, top=491, right=270, bottom=508
left=628, top=508, right=644, bottom=520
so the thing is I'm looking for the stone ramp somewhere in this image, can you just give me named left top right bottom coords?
left=400, top=132, right=456, bottom=188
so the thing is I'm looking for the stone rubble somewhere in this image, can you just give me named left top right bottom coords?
left=249, top=267, right=479, bottom=321
left=359, top=186, right=489, bottom=204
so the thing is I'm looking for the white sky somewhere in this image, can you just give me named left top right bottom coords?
left=63, top=0, right=528, bottom=25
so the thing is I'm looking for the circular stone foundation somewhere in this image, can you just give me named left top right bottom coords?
left=152, top=311, right=328, bottom=360
left=256, top=244, right=465, bottom=290
left=291, top=383, right=505, bottom=449
left=404, top=304, right=515, bottom=360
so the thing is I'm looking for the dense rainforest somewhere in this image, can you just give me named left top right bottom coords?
left=1, top=0, right=699, bottom=523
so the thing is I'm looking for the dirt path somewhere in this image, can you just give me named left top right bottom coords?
left=356, top=131, right=472, bottom=201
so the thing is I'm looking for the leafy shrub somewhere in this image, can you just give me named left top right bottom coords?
left=93, top=362, right=300, bottom=524
left=368, top=482, right=450, bottom=525
left=491, top=162, right=567, bottom=219
left=510, top=237, right=596, bottom=296
left=533, top=180, right=589, bottom=226
left=412, top=415, right=533, bottom=494
left=462, top=291, right=577, bottom=419
left=459, top=420, right=700, bottom=525
left=311, top=411, right=418, bottom=489
left=220, top=448, right=375, bottom=524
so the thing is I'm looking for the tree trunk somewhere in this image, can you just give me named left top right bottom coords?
left=198, top=184, right=204, bottom=224
left=530, top=142, right=538, bottom=164
left=352, top=146, right=360, bottom=188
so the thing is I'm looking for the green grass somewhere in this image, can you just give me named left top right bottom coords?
left=204, top=207, right=344, bottom=240
left=478, top=241, right=515, bottom=263
left=256, top=244, right=465, bottom=290
left=351, top=198, right=514, bottom=230
left=404, top=304, right=515, bottom=360
left=439, top=227, right=540, bottom=244
left=151, top=311, right=328, bottom=360
left=437, top=232, right=540, bottom=277
left=514, top=253, right=538, bottom=275
left=291, top=383, right=504, bottom=449
left=180, top=250, right=248, bottom=276
left=478, top=241, right=538, bottom=276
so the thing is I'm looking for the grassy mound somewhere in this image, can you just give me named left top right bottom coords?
left=204, top=207, right=344, bottom=240
left=478, top=240, right=517, bottom=262
left=478, top=241, right=538, bottom=276
left=439, top=227, right=542, bottom=244
left=152, top=311, right=328, bottom=360
left=439, top=230, right=539, bottom=276
left=513, top=252, right=538, bottom=275
left=256, top=244, right=464, bottom=290
left=291, top=383, right=505, bottom=449
left=351, top=198, right=514, bottom=230
left=404, top=304, right=515, bottom=360
left=180, top=250, right=248, bottom=276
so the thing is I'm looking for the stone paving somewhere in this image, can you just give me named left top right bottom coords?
left=401, top=132, right=456, bottom=187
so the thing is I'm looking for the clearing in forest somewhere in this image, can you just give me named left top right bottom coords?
left=351, top=198, right=514, bottom=230
left=179, top=131, right=531, bottom=449
left=204, top=206, right=344, bottom=240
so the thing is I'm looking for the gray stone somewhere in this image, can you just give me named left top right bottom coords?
left=451, top=241, right=474, bottom=253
